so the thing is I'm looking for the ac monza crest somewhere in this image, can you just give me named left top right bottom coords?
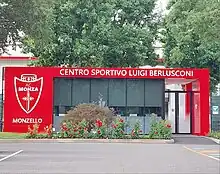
left=14, top=74, right=43, bottom=114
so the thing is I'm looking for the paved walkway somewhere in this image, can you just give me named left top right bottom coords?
left=172, top=135, right=218, bottom=145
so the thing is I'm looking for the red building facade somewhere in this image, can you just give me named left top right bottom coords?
left=2, top=67, right=210, bottom=135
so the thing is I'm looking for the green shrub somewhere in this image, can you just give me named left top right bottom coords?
left=26, top=123, right=54, bottom=139
left=108, top=117, right=126, bottom=139
left=209, top=131, right=220, bottom=139
left=149, top=115, right=172, bottom=139
left=44, top=124, right=53, bottom=138
left=91, top=119, right=108, bottom=139
left=60, top=119, right=89, bottom=138
left=63, top=103, right=115, bottom=132
left=26, top=124, right=40, bottom=138
left=130, top=120, right=142, bottom=139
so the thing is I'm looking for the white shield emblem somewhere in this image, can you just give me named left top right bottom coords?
left=14, top=74, right=43, bottom=114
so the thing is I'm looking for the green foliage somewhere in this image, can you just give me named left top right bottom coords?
left=26, top=123, right=53, bottom=139
left=26, top=123, right=40, bottom=138
left=59, top=119, right=89, bottom=138
left=26, top=116, right=172, bottom=139
left=0, top=0, right=55, bottom=55
left=25, top=0, right=160, bottom=67
left=109, top=117, right=126, bottom=139
left=0, top=132, right=26, bottom=139
left=149, top=116, right=172, bottom=139
left=43, top=124, right=53, bottom=138
left=162, top=0, right=220, bottom=91
left=209, top=130, right=220, bottom=140
left=59, top=120, right=75, bottom=138
left=92, top=119, right=108, bottom=138
left=130, top=120, right=142, bottom=139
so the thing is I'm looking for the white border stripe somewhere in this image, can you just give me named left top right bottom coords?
left=0, top=150, right=23, bottom=162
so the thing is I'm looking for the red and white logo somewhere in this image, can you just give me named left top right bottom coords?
left=14, top=74, right=43, bottom=114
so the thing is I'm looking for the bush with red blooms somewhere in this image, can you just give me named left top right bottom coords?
left=109, top=117, right=126, bottom=139
left=91, top=119, right=107, bottom=138
left=130, top=121, right=142, bottom=139
left=26, top=123, right=56, bottom=139
left=59, top=119, right=89, bottom=138
left=25, top=115, right=172, bottom=140
left=63, top=103, right=115, bottom=131
left=148, top=115, right=172, bottom=139
left=26, top=123, right=40, bottom=138
left=44, top=124, right=53, bottom=138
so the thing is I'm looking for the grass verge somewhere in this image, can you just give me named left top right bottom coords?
left=0, top=132, right=27, bottom=139
left=208, top=131, right=220, bottom=140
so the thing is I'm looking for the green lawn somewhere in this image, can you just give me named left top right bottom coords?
left=209, top=131, right=220, bottom=140
left=0, top=132, right=27, bottom=139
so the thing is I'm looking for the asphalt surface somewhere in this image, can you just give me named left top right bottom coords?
left=172, top=135, right=218, bottom=145
left=0, top=140, right=219, bottom=174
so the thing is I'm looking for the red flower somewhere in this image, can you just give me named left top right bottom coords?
left=166, top=124, right=171, bottom=128
left=111, top=124, right=116, bottom=129
left=119, top=119, right=124, bottom=123
left=131, top=131, right=135, bottom=136
left=61, top=125, right=67, bottom=131
left=74, top=128, right=77, bottom=132
left=139, top=130, right=142, bottom=132
left=84, top=128, right=87, bottom=131
left=155, top=131, right=158, bottom=134
left=96, top=119, right=103, bottom=128
left=97, top=130, right=101, bottom=134
left=131, top=129, right=134, bottom=132
left=131, top=129, right=136, bottom=135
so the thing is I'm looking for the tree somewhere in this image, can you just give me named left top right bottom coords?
left=162, top=0, right=220, bottom=91
left=31, top=0, right=160, bottom=67
left=0, top=0, right=55, bottom=55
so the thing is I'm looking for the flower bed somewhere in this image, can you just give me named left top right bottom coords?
left=26, top=116, right=172, bottom=140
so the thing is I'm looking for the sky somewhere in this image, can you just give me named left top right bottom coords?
left=3, top=0, right=169, bottom=57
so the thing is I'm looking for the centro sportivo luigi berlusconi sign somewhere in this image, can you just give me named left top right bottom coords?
left=3, top=67, right=201, bottom=133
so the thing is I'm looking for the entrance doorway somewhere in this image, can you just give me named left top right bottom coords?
left=165, top=91, right=195, bottom=134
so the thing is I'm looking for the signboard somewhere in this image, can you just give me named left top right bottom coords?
left=59, top=68, right=195, bottom=78
left=2, top=67, right=210, bottom=134
left=212, top=106, right=219, bottom=115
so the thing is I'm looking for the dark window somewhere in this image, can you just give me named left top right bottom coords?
left=127, top=79, right=145, bottom=106
left=109, top=106, right=126, bottom=116
left=53, top=78, right=165, bottom=118
left=53, top=106, right=59, bottom=117
left=90, top=79, right=108, bottom=105
left=65, top=106, right=72, bottom=113
left=144, top=107, right=162, bottom=117
left=109, top=79, right=126, bottom=106
left=127, top=107, right=144, bottom=116
left=54, top=78, right=72, bottom=106
left=145, top=79, right=164, bottom=107
left=72, top=79, right=90, bottom=105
